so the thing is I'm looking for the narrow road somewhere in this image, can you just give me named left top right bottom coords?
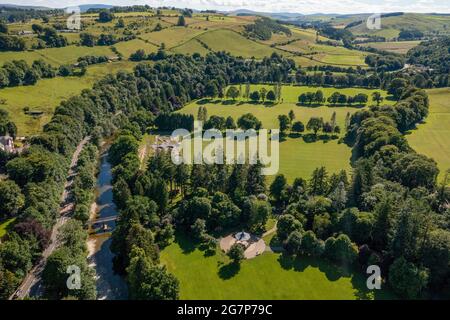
left=10, top=136, right=90, bottom=300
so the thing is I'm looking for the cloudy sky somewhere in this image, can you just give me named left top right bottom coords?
left=2, top=0, right=450, bottom=14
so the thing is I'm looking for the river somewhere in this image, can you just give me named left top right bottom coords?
left=87, top=151, right=128, bottom=300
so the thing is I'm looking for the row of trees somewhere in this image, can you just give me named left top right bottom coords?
left=109, top=131, right=180, bottom=300
left=0, top=59, right=56, bottom=88
left=297, top=90, right=371, bottom=106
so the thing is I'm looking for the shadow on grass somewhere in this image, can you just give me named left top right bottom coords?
left=174, top=232, right=197, bottom=254
left=277, top=254, right=351, bottom=281
left=218, top=262, right=241, bottom=280
left=277, top=253, right=396, bottom=300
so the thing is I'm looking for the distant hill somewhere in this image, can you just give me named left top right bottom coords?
left=226, top=9, right=304, bottom=20
left=0, top=3, right=50, bottom=10
left=75, top=4, right=114, bottom=13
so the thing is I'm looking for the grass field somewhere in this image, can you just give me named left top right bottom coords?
left=175, top=85, right=392, bottom=181
left=113, top=39, right=159, bottom=58
left=360, top=41, right=421, bottom=54
left=407, top=88, right=450, bottom=183
left=0, top=218, right=16, bottom=238
left=347, top=13, right=450, bottom=39
left=0, top=60, right=137, bottom=136
left=160, top=233, right=393, bottom=300
left=0, top=45, right=114, bottom=66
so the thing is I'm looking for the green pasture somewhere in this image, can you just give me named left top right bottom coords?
left=407, top=88, right=450, bottom=183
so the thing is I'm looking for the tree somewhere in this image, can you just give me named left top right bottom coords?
left=277, top=214, right=303, bottom=241
left=116, top=18, right=125, bottom=28
left=205, top=81, right=219, bottom=98
left=330, top=181, right=347, bottom=212
left=372, top=92, right=383, bottom=105
left=227, top=243, right=245, bottom=264
left=177, top=15, right=186, bottom=27
left=314, top=90, right=324, bottom=104
left=266, top=90, right=276, bottom=102
left=108, top=134, right=139, bottom=166
left=237, top=113, right=262, bottom=130
left=309, top=167, right=328, bottom=196
left=226, top=86, right=240, bottom=100
left=278, top=114, right=290, bottom=136
left=260, top=87, right=267, bottom=102
left=323, top=234, right=358, bottom=266
left=300, top=230, right=325, bottom=257
left=0, top=22, right=8, bottom=34
left=246, top=198, right=271, bottom=232
left=249, top=91, right=260, bottom=102
left=270, top=174, right=287, bottom=204
left=99, top=10, right=114, bottom=23
left=225, top=116, right=236, bottom=129
left=130, top=49, right=147, bottom=61
left=388, top=78, right=408, bottom=100
left=31, top=24, right=43, bottom=34
left=127, top=247, right=179, bottom=300
left=291, top=121, right=305, bottom=133
left=0, top=180, right=25, bottom=219
left=288, top=110, right=295, bottom=123
left=306, top=117, right=324, bottom=136
left=389, top=257, right=428, bottom=299
left=285, top=231, right=303, bottom=254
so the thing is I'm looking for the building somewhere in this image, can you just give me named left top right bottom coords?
left=0, top=136, right=15, bottom=153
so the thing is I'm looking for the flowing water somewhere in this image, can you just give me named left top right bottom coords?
left=87, top=152, right=128, bottom=300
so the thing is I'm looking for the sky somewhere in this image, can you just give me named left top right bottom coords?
left=1, top=0, right=450, bottom=14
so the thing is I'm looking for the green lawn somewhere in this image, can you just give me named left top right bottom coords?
left=176, top=85, right=391, bottom=181
left=0, top=218, right=16, bottom=238
left=407, top=88, right=450, bottom=183
left=160, top=233, right=393, bottom=300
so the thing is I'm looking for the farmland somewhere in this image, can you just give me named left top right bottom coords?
left=407, top=88, right=450, bottom=183
left=360, top=41, right=421, bottom=54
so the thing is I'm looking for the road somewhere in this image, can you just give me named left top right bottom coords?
left=10, top=136, right=90, bottom=300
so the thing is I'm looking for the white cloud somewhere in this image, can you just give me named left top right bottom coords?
left=3, top=0, right=450, bottom=14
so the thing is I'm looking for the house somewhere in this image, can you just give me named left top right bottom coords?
left=0, top=136, right=15, bottom=153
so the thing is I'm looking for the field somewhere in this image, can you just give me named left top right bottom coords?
left=176, top=85, right=392, bottom=181
left=407, top=88, right=450, bottom=183
left=0, top=45, right=115, bottom=66
left=160, top=233, right=394, bottom=300
left=346, top=13, right=450, bottom=39
left=360, top=41, right=421, bottom=54
left=0, top=61, right=137, bottom=136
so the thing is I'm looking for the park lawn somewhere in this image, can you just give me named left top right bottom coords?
left=276, top=136, right=352, bottom=183
left=0, top=60, right=136, bottom=136
left=407, top=88, right=450, bottom=183
left=160, top=233, right=393, bottom=300
left=0, top=218, right=16, bottom=238
left=239, top=85, right=391, bottom=105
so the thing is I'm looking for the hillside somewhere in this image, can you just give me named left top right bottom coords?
left=345, top=13, right=450, bottom=39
